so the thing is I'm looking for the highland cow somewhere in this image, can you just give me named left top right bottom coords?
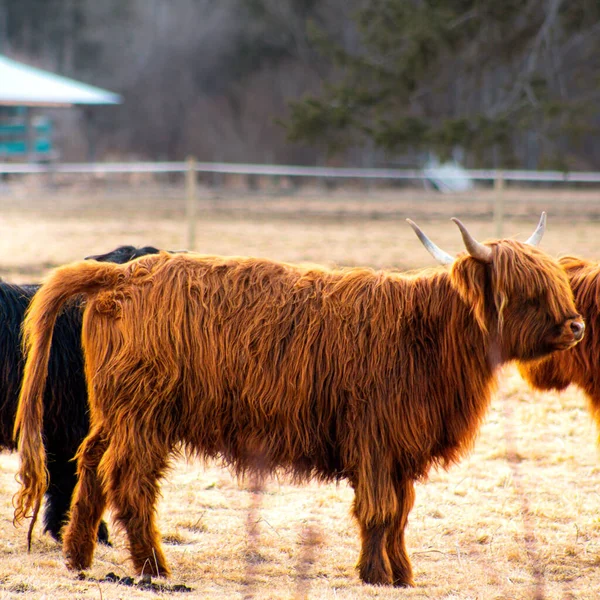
left=0, top=245, right=160, bottom=543
left=519, top=255, right=600, bottom=423
left=14, top=217, right=583, bottom=586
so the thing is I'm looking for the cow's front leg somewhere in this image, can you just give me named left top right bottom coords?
left=386, top=478, right=415, bottom=586
left=352, top=472, right=397, bottom=585
left=352, top=471, right=417, bottom=586
left=355, top=515, right=393, bottom=585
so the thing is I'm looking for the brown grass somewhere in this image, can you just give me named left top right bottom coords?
left=1, top=187, right=600, bottom=598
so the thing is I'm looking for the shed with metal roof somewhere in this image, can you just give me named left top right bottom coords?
left=0, top=54, right=121, bottom=160
left=0, top=54, right=121, bottom=106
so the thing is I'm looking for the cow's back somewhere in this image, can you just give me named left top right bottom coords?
left=79, top=254, right=491, bottom=481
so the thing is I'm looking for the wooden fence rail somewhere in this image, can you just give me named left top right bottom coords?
left=3, top=159, right=600, bottom=247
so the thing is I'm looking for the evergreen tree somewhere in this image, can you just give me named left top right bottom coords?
left=284, top=0, right=600, bottom=168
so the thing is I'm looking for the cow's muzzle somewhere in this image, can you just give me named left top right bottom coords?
left=569, top=318, right=585, bottom=342
left=555, top=317, right=585, bottom=350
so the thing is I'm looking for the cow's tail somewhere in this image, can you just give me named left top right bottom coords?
left=13, top=261, right=124, bottom=547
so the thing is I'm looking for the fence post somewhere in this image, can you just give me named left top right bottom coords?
left=494, top=171, right=505, bottom=238
left=186, top=156, right=197, bottom=251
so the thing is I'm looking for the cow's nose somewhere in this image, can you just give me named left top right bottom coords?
left=570, top=319, right=585, bottom=341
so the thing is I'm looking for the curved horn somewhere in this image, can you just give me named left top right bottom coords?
left=406, top=219, right=454, bottom=265
left=524, top=211, right=546, bottom=246
left=451, top=218, right=493, bottom=263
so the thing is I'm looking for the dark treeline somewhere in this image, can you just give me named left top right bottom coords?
left=1, top=0, right=350, bottom=163
left=2, top=0, right=599, bottom=169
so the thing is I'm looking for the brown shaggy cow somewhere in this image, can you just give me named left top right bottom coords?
left=14, top=217, right=584, bottom=586
left=519, top=255, right=600, bottom=424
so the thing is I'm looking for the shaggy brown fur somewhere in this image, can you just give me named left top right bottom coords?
left=519, top=256, right=600, bottom=426
left=14, top=235, right=583, bottom=586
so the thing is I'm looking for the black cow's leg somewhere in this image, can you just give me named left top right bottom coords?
left=43, top=454, right=75, bottom=541
left=45, top=451, right=112, bottom=545
left=386, top=479, right=416, bottom=587
left=97, top=518, right=110, bottom=545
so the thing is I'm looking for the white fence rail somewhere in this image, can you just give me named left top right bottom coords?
left=3, top=159, right=600, bottom=182
left=2, top=158, right=600, bottom=246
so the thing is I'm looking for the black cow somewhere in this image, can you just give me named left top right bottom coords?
left=0, top=245, right=160, bottom=542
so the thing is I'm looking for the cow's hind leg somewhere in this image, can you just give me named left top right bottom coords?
left=63, top=424, right=109, bottom=571
left=386, top=479, right=416, bottom=587
left=103, top=441, right=171, bottom=577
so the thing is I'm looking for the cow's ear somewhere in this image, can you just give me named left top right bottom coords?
left=450, top=256, right=489, bottom=332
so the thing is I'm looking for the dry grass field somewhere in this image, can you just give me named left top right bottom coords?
left=0, top=184, right=600, bottom=599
